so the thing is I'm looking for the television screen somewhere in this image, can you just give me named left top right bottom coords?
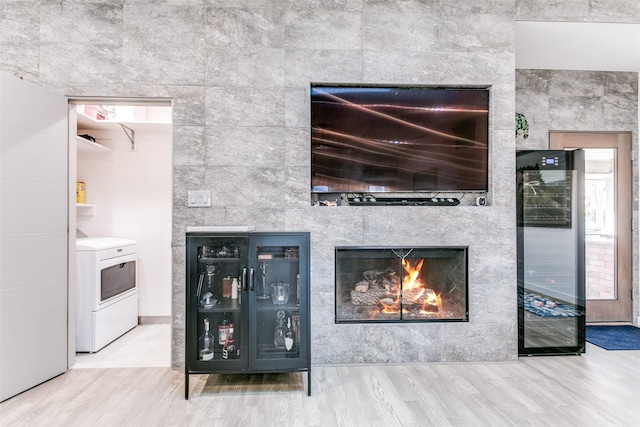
left=311, top=85, right=489, bottom=194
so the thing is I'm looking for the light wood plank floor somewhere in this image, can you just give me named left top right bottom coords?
left=2, top=340, right=639, bottom=426
left=73, top=324, right=171, bottom=369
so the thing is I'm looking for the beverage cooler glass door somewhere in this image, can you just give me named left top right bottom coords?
left=187, top=236, right=248, bottom=370
left=249, top=235, right=309, bottom=371
left=517, top=150, right=586, bottom=355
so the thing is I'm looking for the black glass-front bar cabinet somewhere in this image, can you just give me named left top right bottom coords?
left=185, top=230, right=310, bottom=398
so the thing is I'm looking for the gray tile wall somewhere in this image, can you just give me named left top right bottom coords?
left=516, top=0, right=640, bottom=22
left=516, top=69, right=639, bottom=326
left=2, top=1, right=518, bottom=368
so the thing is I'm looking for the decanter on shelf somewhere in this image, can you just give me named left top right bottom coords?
left=273, top=310, right=286, bottom=349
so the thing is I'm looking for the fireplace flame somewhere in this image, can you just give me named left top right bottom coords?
left=400, top=258, right=443, bottom=317
left=379, top=298, right=399, bottom=313
left=419, top=290, right=442, bottom=315
left=402, top=258, right=424, bottom=290
left=371, top=259, right=444, bottom=318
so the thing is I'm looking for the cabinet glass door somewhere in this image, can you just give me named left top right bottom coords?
left=188, top=236, right=248, bottom=370
left=249, top=235, right=308, bottom=370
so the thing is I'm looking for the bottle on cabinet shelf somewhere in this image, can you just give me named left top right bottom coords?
left=222, top=276, right=232, bottom=298
left=285, top=317, right=294, bottom=351
left=222, top=323, right=236, bottom=360
left=232, top=323, right=240, bottom=358
left=199, top=318, right=214, bottom=361
left=218, top=316, right=230, bottom=346
left=231, top=277, right=238, bottom=300
left=292, top=314, right=300, bottom=344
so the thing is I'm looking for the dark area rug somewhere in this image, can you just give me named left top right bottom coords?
left=523, top=291, right=580, bottom=317
left=586, top=325, right=640, bottom=350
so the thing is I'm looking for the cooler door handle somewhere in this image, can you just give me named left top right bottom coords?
left=242, top=267, right=248, bottom=291
left=249, top=267, right=254, bottom=291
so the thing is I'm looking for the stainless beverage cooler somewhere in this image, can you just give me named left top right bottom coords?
left=517, top=150, right=586, bottom=355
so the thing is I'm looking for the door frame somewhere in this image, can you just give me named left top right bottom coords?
left=550, top=131, right=632, bottom=323
left=67, top=97, right=173, bottom=368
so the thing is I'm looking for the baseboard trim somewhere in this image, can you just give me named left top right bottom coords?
left=138, top=316, right=171, bottom=325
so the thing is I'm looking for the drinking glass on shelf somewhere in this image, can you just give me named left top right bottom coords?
left=271, top=282, right=289, bottom=305
left=258, top=262, right=270, bottom=299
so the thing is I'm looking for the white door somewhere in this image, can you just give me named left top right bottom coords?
left=0, top=73, right=68, bottom=401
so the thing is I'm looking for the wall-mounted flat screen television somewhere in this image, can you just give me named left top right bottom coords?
left=311, top=84, right=490, bottom=194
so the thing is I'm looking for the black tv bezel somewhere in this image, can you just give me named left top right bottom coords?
left=310, top=83, right=491, bottom=198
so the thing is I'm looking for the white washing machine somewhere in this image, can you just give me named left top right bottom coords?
left=76, top=237, right=138, bottom=352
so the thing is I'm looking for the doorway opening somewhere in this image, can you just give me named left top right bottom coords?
left=550, top=132, right=632, bottom=323
left=69, top=98, right=173, bottom=368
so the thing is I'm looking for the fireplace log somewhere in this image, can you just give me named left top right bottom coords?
left=350, top=288, right=390, bottom=305
left=402, top=288, right=440, bottom=308
left=361, top=268, right=400, bottom=293
left=362, top=268, right=394, bottom=281
left=349, top=267, right=403, bottom=305
left=354, top=280, right=369, bottom=293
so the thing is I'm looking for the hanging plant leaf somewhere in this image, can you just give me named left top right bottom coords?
left=516, top=112, right=529, bottom=139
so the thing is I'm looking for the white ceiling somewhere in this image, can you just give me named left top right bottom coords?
left=515, top=21, right=640, bottom=72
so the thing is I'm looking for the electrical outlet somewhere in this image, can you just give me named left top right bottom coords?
left=187, top=190, right=212, bottom=207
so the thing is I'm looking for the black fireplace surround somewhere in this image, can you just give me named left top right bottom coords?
left=335, top=247, right=469, bottom=323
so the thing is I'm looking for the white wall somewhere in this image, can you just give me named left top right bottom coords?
left=76, top=121, right=172, bottom=318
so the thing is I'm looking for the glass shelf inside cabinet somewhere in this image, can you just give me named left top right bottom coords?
left=198, top=299, right=241, bottom=313
left=256, top=344, right=300, bottom=359
left=256, top=299, right=299, bottom=311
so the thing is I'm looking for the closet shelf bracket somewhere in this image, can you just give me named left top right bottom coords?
left=119, top=123, right=136, bottom=151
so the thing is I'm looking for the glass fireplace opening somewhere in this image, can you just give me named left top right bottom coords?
left=335, top=247, right=469, bottom=323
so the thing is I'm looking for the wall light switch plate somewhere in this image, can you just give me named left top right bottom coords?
left=187, top=190, right=212, bottom=207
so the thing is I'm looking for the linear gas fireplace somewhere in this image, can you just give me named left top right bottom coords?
left=335, top=247, right=468, bottom=323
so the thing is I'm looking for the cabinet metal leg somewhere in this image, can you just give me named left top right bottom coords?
left=307, top=369, right=311, bottom=396
left=185, top=372, right=189, bottom=399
